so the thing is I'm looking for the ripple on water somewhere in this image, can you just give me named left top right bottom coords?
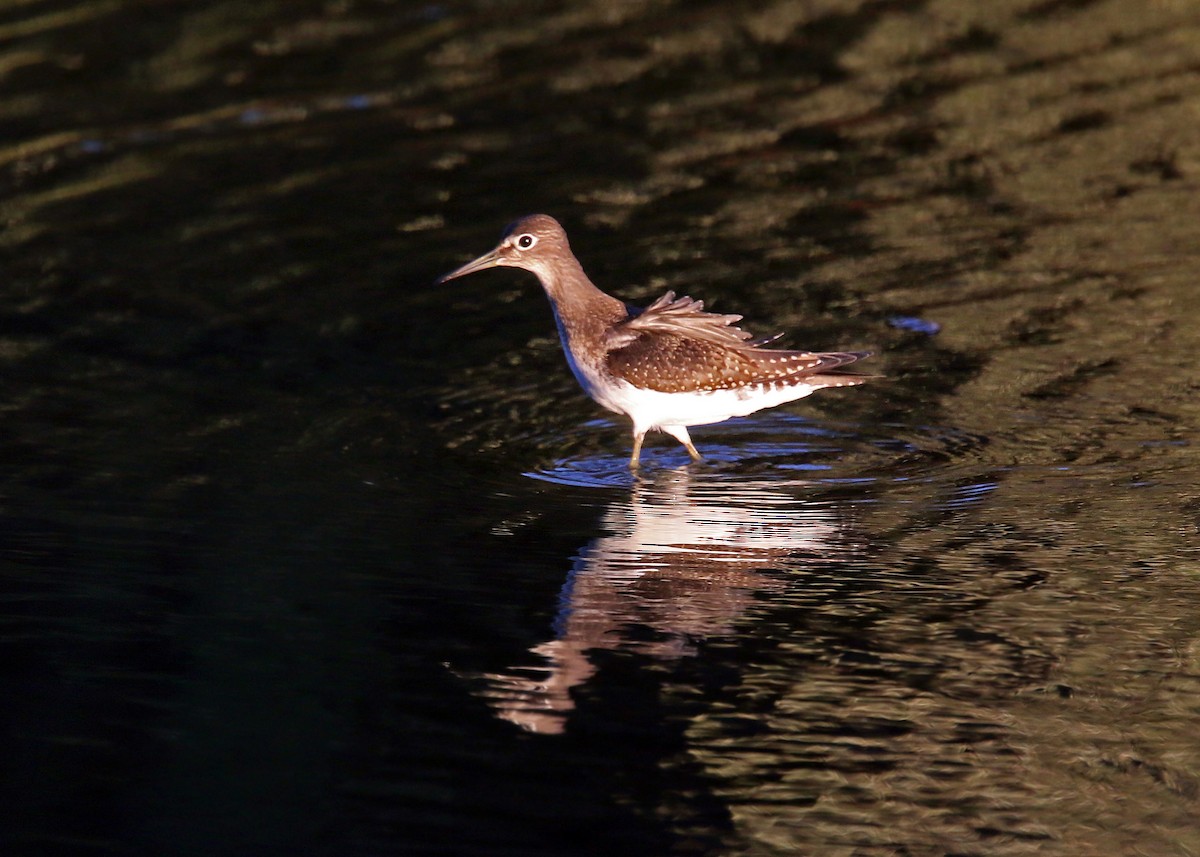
left=525, top=413, right=990, bottom=494
left=482, top=415, right=1011, bottom=737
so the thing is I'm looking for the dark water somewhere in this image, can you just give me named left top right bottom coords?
left=5, top=1, right=1200, bottom=855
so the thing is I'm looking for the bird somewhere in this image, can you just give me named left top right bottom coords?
left=437, top=214, right=872, bottom=467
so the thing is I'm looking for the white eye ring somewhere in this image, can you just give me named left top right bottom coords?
left=514, top=233, right=537, bottom=250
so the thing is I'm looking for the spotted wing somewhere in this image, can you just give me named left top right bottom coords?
left=606, top=292, right=870, bottom=393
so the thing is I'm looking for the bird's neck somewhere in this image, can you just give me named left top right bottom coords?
left=538, top=258, right=627, bottom=352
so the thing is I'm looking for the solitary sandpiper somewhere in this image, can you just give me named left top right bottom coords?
left=438, top=214, right=872, bottom=467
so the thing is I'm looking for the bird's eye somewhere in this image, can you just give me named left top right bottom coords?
left=515, top=234, right=537, bottom=250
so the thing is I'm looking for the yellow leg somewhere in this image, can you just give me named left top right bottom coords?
left=629, top=432, right=645, bottom=468
left=664, top=426, right=702, bottom=461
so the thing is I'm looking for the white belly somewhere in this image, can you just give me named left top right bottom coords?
left=598, top=379, right=819, bottom=434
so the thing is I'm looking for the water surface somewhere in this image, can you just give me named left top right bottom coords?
left=4, top=1, right=1200, bottom=855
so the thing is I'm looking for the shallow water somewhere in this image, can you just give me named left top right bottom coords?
left=4, top=1, right=1200, bottom=855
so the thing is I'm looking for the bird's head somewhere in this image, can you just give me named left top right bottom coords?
left=436, top=214, right=571, bottom=284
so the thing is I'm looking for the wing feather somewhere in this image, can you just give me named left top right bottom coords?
left=604, top=291, right=871, bottom=393
left=608, top=291, right=761, bottom=349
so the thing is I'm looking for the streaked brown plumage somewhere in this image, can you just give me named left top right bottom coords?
left=438, top=214, right=873, bottom=466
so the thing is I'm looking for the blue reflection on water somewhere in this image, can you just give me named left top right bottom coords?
left=887, top=316, right=942, bottom=335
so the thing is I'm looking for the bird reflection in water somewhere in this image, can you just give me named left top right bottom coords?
left=474, top=468, right=859, bottom=734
